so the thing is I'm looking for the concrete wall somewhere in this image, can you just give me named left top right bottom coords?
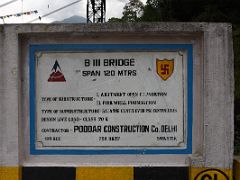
left=0, top=23, right=234, bottom=179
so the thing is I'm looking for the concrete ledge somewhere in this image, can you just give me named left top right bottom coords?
left=1, top=166, right=235, bottom=180
left=22, top=166, right=188, bottom=180
left=0, top=22, right=232, bottom=34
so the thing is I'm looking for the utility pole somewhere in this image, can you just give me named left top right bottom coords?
left=87, top=0, right=106, bottom=23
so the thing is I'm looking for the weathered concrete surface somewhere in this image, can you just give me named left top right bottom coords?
left=0, top=25, right=20, bottom=166
left=0, top=26, right=3, bottom=166
left=203, top=24, right=234, bottom=168
left=0, top=23, right=234, bottom=169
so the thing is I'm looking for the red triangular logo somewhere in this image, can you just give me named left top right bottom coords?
left=48, top=60, right=66, bottom=82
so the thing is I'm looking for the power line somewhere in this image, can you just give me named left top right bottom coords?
left=0, top=0, right=18, bottom=9
left=116, top=0, right=128, bottom=2
left=28, top=0, right=82, bottom=23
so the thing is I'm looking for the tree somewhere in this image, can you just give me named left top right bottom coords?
left=141, top=0, right=175, bottom=21
left=121, top=0, right=144, bottom=22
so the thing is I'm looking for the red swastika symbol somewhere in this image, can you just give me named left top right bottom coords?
left=161, top=64, right=170, bottom=75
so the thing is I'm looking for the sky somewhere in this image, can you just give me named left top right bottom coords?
left=0, top=0, right=147, bottom=24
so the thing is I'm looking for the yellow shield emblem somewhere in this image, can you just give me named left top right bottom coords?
left=156, top=58, right=174, bottom=81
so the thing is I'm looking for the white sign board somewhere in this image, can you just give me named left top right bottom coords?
left=30, top=44, right=192, bottom=154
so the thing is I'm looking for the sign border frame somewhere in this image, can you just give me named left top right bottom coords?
left=29, top=44, right=193, bottom=155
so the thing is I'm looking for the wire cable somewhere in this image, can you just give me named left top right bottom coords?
left=116, top=0, right=128, bottom=2
left=21, top=0, right=23, bottom=22
left=28, top=0, right=82, bottom=23
left=0, top=0, right=18, bottom=9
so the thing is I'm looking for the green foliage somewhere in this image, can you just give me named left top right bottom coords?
left=141, top=0, right=176, bottom=21
left=193, top=5, right=229, bottom=22
left=234, top=25, right=240, bottom=100
left=235, top=99, right=240, bottom=154
left=122, top=0, right=144, bottom=22
left=108, top=17, right=123, bottom=23
left=233, top=25, right=240, bottom=154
